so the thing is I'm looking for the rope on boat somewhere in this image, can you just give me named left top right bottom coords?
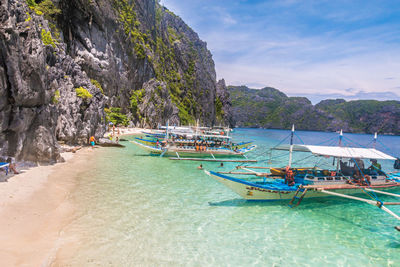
left=342, top=135, right=372, bottom=150
left=290, top=154, right=316, bottom=166
left=294, top=132, right=305, bottom=144
left=377, top=139, right=399, bottom=158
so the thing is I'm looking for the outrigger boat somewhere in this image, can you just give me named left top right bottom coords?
left=131, top=133, right=256, bottom=162
left=131, top=123, right=256, bottom=162
left=205, top=127, right=400, bottom=231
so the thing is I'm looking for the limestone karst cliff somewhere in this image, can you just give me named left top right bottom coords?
left=0, top=0, right=233, bottom=162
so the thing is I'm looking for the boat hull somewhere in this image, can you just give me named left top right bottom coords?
left=130, top=140, right=256, bottom=157
left=206, top=171, right=400, bottom=200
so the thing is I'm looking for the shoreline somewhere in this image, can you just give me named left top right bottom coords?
left=0, top=127, right=156, bottom=266
left=0, top=147, right=100, bottom=266
left=103, top=127, right=145, bottom=138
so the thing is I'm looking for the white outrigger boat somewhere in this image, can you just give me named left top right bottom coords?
left=205, top=127, right=400, bottom=230
left=131, top=122, right=256, bottom=162
left=131, top=134, right=256, bottom=162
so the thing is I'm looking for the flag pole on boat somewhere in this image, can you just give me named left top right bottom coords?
left=336, top=129, right=343, bottom=171
left=288, top=124, right=295, bottom=167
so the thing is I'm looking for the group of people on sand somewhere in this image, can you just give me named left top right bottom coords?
left=108, top=123, right=121, bottom=143
left=88, top=122, right=122, bottom=148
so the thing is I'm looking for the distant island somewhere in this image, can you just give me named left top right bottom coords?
left=228, top=85, right=400, bottom=135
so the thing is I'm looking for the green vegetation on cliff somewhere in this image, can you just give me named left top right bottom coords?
left=75, top=87, right=93, bottom=99
left=40, top=29, right=56, bottom=48
left=90, top=79, right=104, bottom=94
left=112, top=1, right=210, bottom=125
left=130, top=88, right=144, bottom=119
left=114, top=0, right=148, bottom=60
left=27, top=0, right=61, bottom=40
left=105, top=107, right=129, bottom=126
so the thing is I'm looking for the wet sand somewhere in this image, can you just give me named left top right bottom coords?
left=0, top=148, right=98, bottom=267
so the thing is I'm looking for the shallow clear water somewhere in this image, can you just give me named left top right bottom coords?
left=60, top=129, right=400, bottom=266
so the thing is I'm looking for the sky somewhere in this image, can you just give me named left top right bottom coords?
left=160, top=0, right=400, bottom=103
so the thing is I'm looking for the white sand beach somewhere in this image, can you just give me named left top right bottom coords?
left=0, top=148, right=98, bottom=266
left=0, top=128, right=144, bottom=266
left=103, top=126, right=145, bottom=138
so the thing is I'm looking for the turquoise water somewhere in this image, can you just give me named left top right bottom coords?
left=60, top=129, right=400, bottom=266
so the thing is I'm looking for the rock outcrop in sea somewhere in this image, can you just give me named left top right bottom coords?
left=229, top=85, right=400, bottom=135
left=0, top=0, right=233, bottom=162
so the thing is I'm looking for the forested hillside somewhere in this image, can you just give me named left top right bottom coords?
left=229, top=85, right=400, bottom=135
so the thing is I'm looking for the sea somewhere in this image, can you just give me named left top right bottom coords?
left=57, top=128, right=400, bottom=266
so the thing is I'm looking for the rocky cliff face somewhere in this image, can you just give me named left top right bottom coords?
left=216, top=79, right=234, bottom=127
left=0, top=0, right=233, bottom=162
left=1, top=0, right=106, bottom=163
left=229, top=85, right=400, bottom=134
left=56, top=0, right=227, bottom=127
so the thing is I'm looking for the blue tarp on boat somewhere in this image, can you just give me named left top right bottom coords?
left=209, top=171, right=299, bottom=191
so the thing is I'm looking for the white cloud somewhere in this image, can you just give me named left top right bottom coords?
left=161, top=0, right=400, bottom=101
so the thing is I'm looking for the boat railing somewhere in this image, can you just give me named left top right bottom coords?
left=304, top=173, right=353, bottom=183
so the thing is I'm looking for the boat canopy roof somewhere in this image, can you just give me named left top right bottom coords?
left=182, top=134, right=231, bottom=139
left=274, top=144, right=396, bottom=160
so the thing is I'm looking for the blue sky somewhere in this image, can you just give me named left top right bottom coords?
left=160, top=0, right=400, bottom=103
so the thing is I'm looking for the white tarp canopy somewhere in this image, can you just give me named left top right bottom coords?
left=274, top=144, right=396, bottom=160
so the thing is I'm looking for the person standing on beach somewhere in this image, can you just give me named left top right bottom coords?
left=116, top=128, right=120, bottom=143
left=108, top=121, right=113, bottom=132
left=7, top=157, right=19, bottom=174
left=89, top=136, right=96, bottom=148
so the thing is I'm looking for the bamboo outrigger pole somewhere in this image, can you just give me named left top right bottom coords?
left=318, top=189, right=400, bottom=228
left=365, top=188, right=400, bottom=198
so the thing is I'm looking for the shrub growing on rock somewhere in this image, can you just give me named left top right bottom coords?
left=75, top=87, right=93, bottom=99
